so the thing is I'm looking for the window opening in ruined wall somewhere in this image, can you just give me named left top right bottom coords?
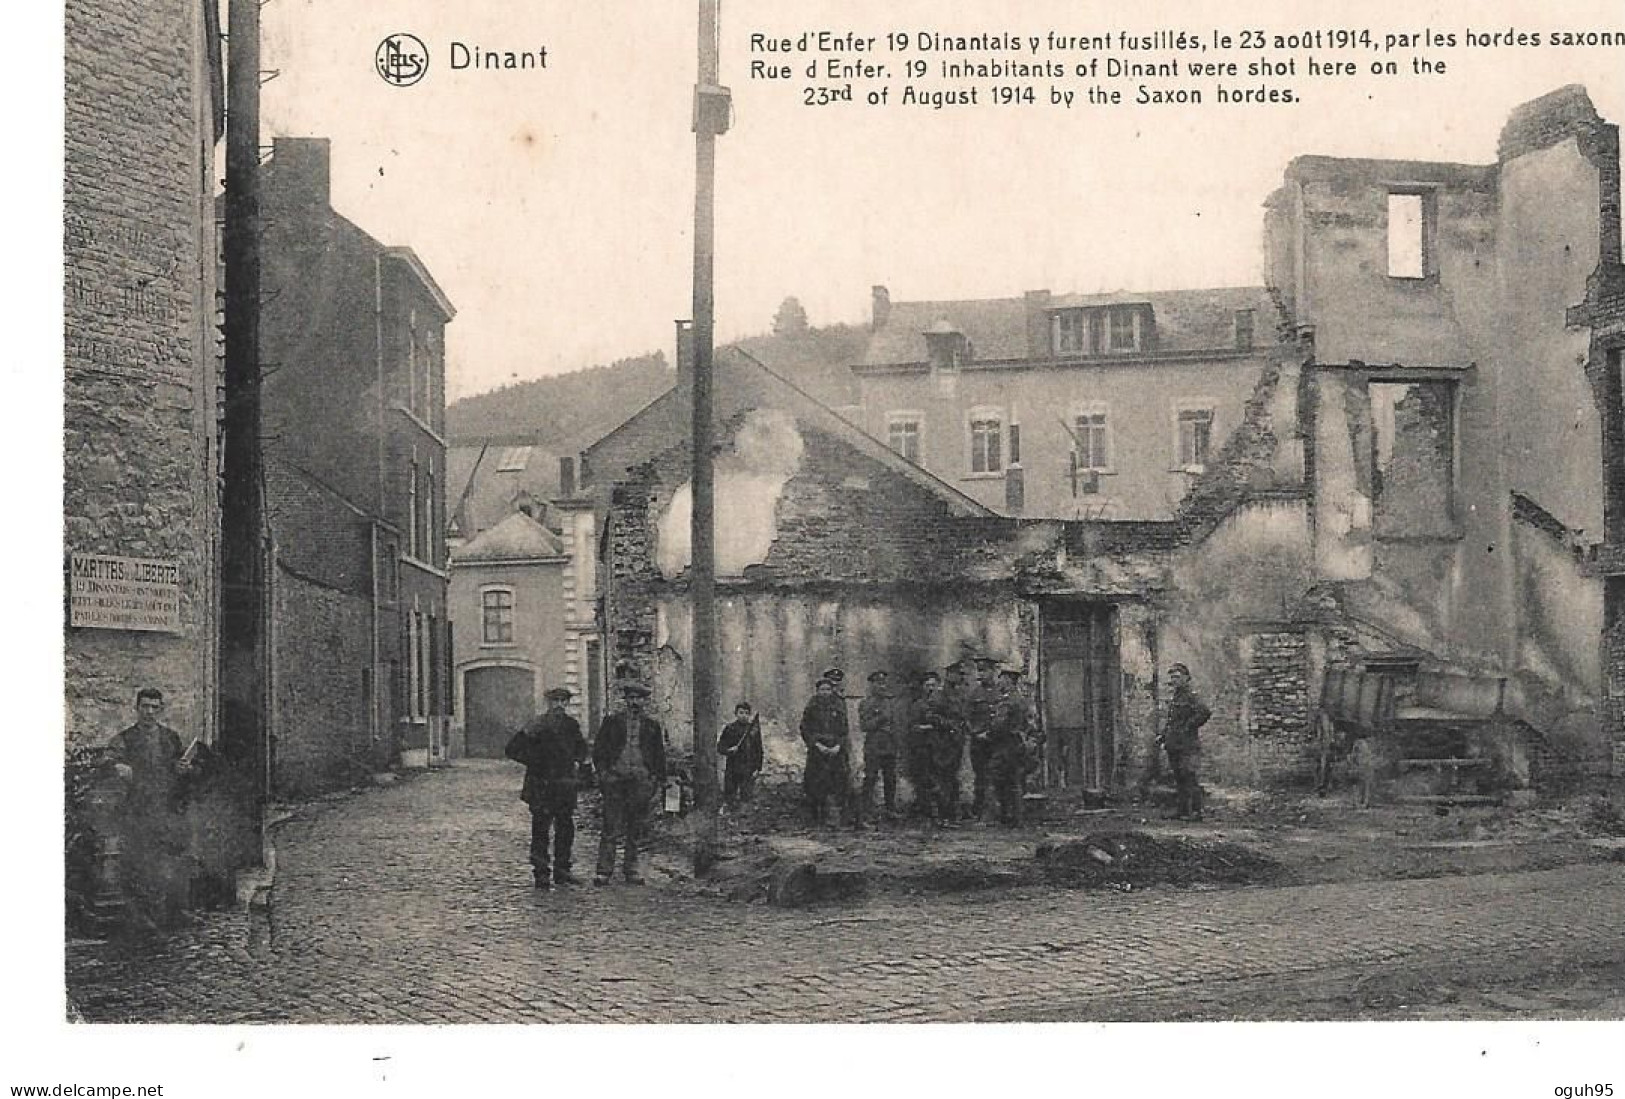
left=1386, top=190, right=1435, bottom=280
left=1370, top=380, right=1456, bottom=537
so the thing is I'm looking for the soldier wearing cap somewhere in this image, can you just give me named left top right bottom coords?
left=936, top=660, right=972, bottom=822
left=857, top=670, right=901, bottom=821
left=1162, top=663, right=1212, bottom=821
left=966, top=655, right=1001, bottom=820
left=987, top=668, right=1033, bottom=825
left=799, top=670, right=851, bottom=826
left=590, top=681, right=668, bottom=884
left=908, top=669, right=962, bottom=823
left=505, top=686, right=591, bottom=888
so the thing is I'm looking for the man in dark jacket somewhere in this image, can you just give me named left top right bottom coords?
left=907, top=670, right=962, bottom=824
left=108, top=687, right=194, bottom=928
left=857, top=669, right=900, bottom=822
left=717, top=701, right=763, bottom=808
left=591, top=682, right=668, bottom=884
left=800, top=673, right=851, bottom=826
left=966, top=656, right=1000, bottom=820
left=1162, top=663, right=1213, bottom=821
left=505, top=686, right=591, bottom=888
left=987, top=668, right=1034, bottom=825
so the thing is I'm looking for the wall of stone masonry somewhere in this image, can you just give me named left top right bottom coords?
left=1241, top=630, right=1317, bottom=784
left=63, top=0, right=221, bottom=749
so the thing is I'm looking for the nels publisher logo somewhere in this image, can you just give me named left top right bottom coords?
left=376, top=33, right=429, bottom=86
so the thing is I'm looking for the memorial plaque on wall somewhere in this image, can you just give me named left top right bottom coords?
left=69, top=553, right=182, bottom=632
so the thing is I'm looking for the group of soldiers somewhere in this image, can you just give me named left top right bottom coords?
left=799, top=655, right=1043, bottom=828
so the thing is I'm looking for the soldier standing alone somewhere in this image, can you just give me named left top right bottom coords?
left=505, top=686, right=591, bottom=889
left=1162, top=663, right=1212, bottom=821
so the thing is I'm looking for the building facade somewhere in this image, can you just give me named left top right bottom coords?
left=64, top=0, right=266, bottom=924
left=852, top=286, right=1281, bottom=520
left=261, top=137, right=456, bottom=794
left=447, top=512, right=569, bottom=758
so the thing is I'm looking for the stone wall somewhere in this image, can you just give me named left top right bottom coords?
left=272, top=568, right=374, bottom=796
left=64, top=0, right=221, bottom=748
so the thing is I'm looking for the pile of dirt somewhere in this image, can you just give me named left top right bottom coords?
left=1035, top=831, right=1287, bottom=889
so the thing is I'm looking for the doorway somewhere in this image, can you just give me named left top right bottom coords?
left=1041, top=601, right=1118, bottom=790
left=464, top=665, right=535, bottom=758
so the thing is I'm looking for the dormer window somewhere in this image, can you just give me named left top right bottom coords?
left=1106, top=307, right=1141, bottom=352
left=924, top=321, right=969, bottom=369
left=1052, top=310, right=1089, bottom=355
left=1048, top=304, right=1152, bottom=356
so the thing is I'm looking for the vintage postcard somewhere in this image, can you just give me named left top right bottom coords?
left=26, top=0, right=1625, bottom=1091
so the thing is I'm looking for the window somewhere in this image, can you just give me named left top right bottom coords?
left=1052, top=310, right=1089, bottom=354
left=1234, top=309, right=1256, bottom=351
left=1371, top=380, right=1456, bottom=535
left=407, top=612, right=424, bottom=720
left=1008, top=422, right=1022, bottom=466
left=1387, top=191, right=1433, bottom=279
left=886, top=414, right=921, bottom=462
left=968, top=409, right=1003, bottom=474
left=1071, top=409, right=1110, bottom=471
left=481, top=588, right=515, bottom=644
left=406, top=309, right=419, bottom=413
left=1107, top=307, right=1140, bottom=353
left=408, top=457, right=420, bottom=559
left=423, top=464, right=436, bottom=565
left=1177, top=408, right=1214, bottom=470
left=496, top=446, right=531, bottom=473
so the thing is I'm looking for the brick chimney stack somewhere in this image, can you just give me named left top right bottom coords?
left=266, top=137, right=331, bottom=209
left=871, top=285, right=891, bottom=331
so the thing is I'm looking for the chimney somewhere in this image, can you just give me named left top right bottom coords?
left=871, top=285, right=891, bottom=331
left=675, top=319, right=694, bottom=389
left=1004, top=464, right=1025, bottom=514
left=1023, top=290, right=1052, bottom=358
left=558, top=455, right=577, bottom=498
left=267, top=136, right=331, bottom=210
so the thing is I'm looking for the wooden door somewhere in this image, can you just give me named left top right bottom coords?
left=464, top=666, right=535, bottom=759
left=1041, top=602, right=1118, bottom=790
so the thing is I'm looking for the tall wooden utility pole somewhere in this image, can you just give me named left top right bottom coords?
left=221, top=0, right=269, bottom=816
left=689, top=0, right=730, bottom=874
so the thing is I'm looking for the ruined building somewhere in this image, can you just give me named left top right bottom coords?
left=586, top=86, right=1622, bottom=797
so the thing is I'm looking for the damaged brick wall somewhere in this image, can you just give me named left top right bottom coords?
left=272, top=570, right=374, bottom=796
left=1242, top=629, right=1317, bottom=783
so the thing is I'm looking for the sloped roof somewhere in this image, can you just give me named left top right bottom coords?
left=448, top=441, right=565, bottom=539
left=860, top=286, right=1276, bottom=367
left=453, top=510, right=565, bottom=563
left=581, top=348, right=996, bottom=519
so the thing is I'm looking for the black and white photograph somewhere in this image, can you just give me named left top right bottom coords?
left=18, top=0, right=1625, bottom=1091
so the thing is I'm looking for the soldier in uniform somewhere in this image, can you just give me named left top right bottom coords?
left=505, top=686, right=591, bottom=889
left=966, top=655, right=1000, bottom=820
left=937, top=660, right=972, bottom=822
left=799, top=671, right=851, bottom=826
left=1162, top=663, right=1213, bottom=821
left=857, top=669, right=901, bottom=822
left=591, top=682, right=668, bottom=884
left=904, top=671, right=942, bottom=819
left=987, top=668, right=1033, bottom=825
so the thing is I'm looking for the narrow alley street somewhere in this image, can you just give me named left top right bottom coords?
left=67, top=761, right=1625, bottom=1023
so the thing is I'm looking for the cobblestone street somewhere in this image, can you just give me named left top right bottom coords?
left=67, top=761, right=1625, bottom=1023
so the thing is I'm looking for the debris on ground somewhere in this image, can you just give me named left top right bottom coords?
left=1036, top=831, right=1287, bottom=889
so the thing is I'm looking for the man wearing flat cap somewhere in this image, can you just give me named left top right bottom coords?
left=591, top=681, right=668, bottom=884
left=799, top=671, right=851, bottom=826
left=506, top=686, right=591, bottom=888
